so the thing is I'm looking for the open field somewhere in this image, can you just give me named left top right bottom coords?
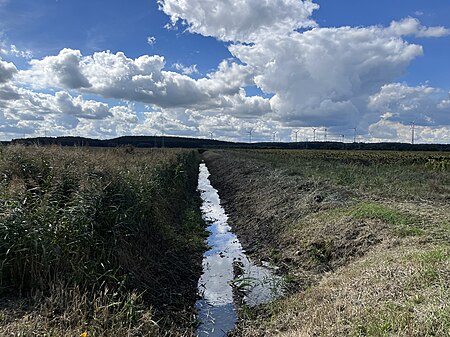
left=204, top=149, right=450, bottom=337
left=0, top=145, right=205, bottom=336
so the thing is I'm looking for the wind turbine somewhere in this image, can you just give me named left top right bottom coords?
left=247, top=128, right=254, bottom=143
left=293, top=129, right=299, bottom=143
left=272, top=131, right=278, bottom=143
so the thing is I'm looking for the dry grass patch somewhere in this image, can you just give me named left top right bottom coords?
left=237, top=243, right=449, bottom=337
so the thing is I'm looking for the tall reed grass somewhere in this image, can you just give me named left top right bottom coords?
left=0, top=145, right=205, bottom=335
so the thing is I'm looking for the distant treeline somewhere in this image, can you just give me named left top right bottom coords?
left=6, top=136, right=450, bottom=151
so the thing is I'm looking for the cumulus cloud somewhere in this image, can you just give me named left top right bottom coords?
left=389, top=17, right=450, bottom=38
left=0, top=57, right=17, bottom=83
left=9, top=44, right=33, bottom=59
left=368, top=118, right=450, bottom=143
left=158, top=0, right=449, bottom=138
left=438, top=94, right=450, bottom=110
left=0, top=84, right=117, bottom=136
left=25, top=48, right=91, bottom=89
left=54, top=91, right=111, bottom=120
left=369, top=83, right=450, bottom=125
left=3, top=1, right=449, bottom=143
left=20, top=49, right=259, bottom=112
left=158, top=0, right=319, bottom=42
left=230, top=24, right=424, bottom=127
left=17, top=12, right=449, bottom=139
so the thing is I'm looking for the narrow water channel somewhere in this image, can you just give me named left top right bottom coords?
left=195, top=163, right=283, bottom=337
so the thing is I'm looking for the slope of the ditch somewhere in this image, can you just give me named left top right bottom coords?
left=203, top=150, right=449, bottom=336
left=203, top=151, right=386, bottom=285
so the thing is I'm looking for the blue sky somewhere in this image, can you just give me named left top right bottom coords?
left=0, top=0, right=449, bottom=143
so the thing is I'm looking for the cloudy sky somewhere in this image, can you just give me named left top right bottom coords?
left=1, top=0, right=449, bottom=143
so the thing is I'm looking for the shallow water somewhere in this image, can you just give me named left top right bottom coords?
left=195, top=163, right=283, bottom=337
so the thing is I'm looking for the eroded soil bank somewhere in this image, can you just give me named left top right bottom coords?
left=203, top=149, right=449, bottom=337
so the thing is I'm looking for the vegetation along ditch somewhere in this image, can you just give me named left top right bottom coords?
left=204, top=149, right=449, bottom=337
left=1, top=145, right=448, bottom=336
left=0, top=145, right=206, bottom=336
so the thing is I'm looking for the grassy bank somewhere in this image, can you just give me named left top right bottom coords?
left=203, top=150, right=449, bottom=337
left=0, top=145, right=206, bottom=336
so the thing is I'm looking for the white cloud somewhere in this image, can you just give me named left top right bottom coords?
left=0, top=57, right=17, bottom=83
left=25, top=48, right=91, bottom=89
left=6, top=49, right=271, bottom=140
left=230, top=24, right=424, bottom=127
left=9, top=44, right=33, bottom=59
left=368, top=83, right=450, bottom=125
left=0, top=84, right=117, bottom=136
left=368, top=118, right=450, bottom=143
left=158, top=0, right=449, bottom=136
left=172, top=62, right=199, bottom=75
left=20, top=49, right=259, bottom=113
left=2, top=1, right=449, bottom=143
left=16, top=13, right=449, bottom=140
left=438, top=94, right=450, bottom=110
left=110, top=105, right=139, bottom=124
left=158, top=0, right=319, bottom=42
left=54, top=91, right=111, bottom=120
left=0, top=84, right=164, bottom=140
left=389, top=17, right=449, bottom=38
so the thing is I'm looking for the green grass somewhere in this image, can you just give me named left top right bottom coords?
left=235, top=149, right=450, bottom=200
left=349, top=202, right=414, bottom=226
left=0, top=145, right=205, bottom=336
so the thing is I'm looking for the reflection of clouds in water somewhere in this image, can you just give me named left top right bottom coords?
left=196, top=163, right=283, bottom=337
left=199, top=254, right=234, bottom=305
left=210, top=222, right=231, bottom=235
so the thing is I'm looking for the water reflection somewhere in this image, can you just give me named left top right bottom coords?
left=195, top=163, right=284, bottom=337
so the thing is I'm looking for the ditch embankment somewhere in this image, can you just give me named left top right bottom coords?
left=0, top=145, right=207, bottom=336
left=203, top=149, right=450, bottom=337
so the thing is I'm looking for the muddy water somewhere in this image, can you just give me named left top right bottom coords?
left=195, top=163, right=283, bottom=337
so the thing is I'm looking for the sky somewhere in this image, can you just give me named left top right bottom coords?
left=0, top=0, right=450, bottom=143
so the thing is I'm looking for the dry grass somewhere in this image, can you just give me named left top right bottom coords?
left=238, top=243, right=449, bottom=337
